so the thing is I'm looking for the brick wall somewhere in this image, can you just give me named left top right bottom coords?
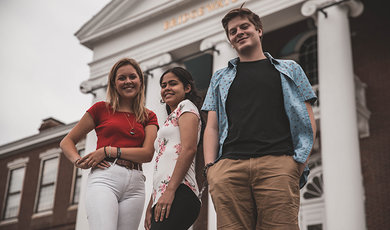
left=351, top=1, right=390, bottom=229
left=0, top=141, right=77, bottom=230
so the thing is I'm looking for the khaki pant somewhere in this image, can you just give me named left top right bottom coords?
left=207, top=155, right=300, bottom=230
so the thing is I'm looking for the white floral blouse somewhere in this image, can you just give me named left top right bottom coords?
left=152, top=99, right=201, bottom=206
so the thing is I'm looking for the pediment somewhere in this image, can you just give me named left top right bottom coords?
left=75, top=0, right=191, bottom=49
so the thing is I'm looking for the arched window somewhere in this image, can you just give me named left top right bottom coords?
left=303, top=174, right=323, bottom=199
left=299, top=35, right=318, bottom=86
left=279, top=31, right=318, bottom=86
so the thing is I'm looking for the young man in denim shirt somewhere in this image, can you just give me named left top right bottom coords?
left=202, top=5, right=317, bottom=230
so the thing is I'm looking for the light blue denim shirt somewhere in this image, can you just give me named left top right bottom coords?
left=201, top=52, right=317, bottom=188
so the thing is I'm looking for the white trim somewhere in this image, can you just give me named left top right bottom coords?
left=69, top=147, right=85, bottom=206
left=69, top=166, right=80, bottom=206
left=301, top=0, right=363, bottom=18
left=75, top=139, right=86, bottom=151
left=0, top=217, right=18, bottom=226
left=31, top=210, right=53, bottom=219
left=7, top=157, right=29, bottom=169
left=67, top=204, right=78, bottom=212
left=301, top=167, right=324, bottom=205
left=299, top=155, right=325, bottom=230
left=76, top=0, right=192, bottom=47
left=0, top=122, right=76, bottom=156
left=39, top=148, right=61, bottom=160
left=84, top=0, right=307, bottom=81
left=200, top=33, right=227, bottom=51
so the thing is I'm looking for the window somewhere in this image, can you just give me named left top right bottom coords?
left=303, top=174, right=323, bottom=200
left=299, top=35, right=318, bottom=86
left=183, top=53, right=213, bottom=93
left=71, top=149, right=84, bottom=205
left=35, top=157, right=59, bottom=213
left=2, top=167, right=25, bottom=220
left=2, top=157, right=28, bottom=221
left=279, top=31, right=319, bottom=107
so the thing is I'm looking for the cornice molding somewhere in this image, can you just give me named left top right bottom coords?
left=76, top=0, right=191, bottom=49
left=301, top=0, right=331, bottom=16
left=0, top=122, right=77, bottom=156
left=84, top=0, right=306, bottom=79
left=140, top=53, right=172, bottom=71
left=301, top=0, right=363, bottom=18
left=80, top=75, right=107, bottom=95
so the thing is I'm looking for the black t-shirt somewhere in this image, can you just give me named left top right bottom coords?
left=221, top=58, right=294, bottom=159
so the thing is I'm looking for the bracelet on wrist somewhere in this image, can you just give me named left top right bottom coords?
left=203, top=162, right=214, bottom=178
left=117, top=147, right=121, bottom=159
left=104, top=146, right=108, bottom=158
left=74, top=158, right=81, bottom=166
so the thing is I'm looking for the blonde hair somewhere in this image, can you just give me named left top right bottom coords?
left=106, top=58, right=148, bottom=124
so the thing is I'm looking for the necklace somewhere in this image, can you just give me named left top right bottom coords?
left=124, top=113, right=136, bottom=135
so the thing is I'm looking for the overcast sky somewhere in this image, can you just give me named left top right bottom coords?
left=0, top=0, right=111, bottom=145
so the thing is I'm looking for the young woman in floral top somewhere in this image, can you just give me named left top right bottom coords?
left=144, top=67, right=202, bottom=230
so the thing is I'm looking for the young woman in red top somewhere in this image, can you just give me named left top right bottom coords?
left=60, top=58, right=158, bottom=230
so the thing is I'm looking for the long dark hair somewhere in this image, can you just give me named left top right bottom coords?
left=160, top=67, right=206, bottom=185
left=160, top=67, right=203, bottom=115
left=160, top=67, right=206, bottom=140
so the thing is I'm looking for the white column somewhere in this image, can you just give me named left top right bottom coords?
left=200, top=33, right=237, bottom=71
left=302, top=1, right=365, bottom=230
left=76, top=78, right=107, bottom=230
left=75, top=132, right=96, bottom=230
left=200, top=33, right=236, bottom=230
left=142, top=53, right=172, bottom=126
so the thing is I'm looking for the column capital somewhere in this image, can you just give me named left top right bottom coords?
left=140, top=53, right=172, bottom=71
left=301, top=0, right=363, bottom=18
left=200, top=33, right=229, bottom=51
left=80, top=75, right=106, bottom=95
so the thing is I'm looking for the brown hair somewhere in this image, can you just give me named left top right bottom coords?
left=221, top=3, right=263, bottom=40
left=106, top=58, right=148, bottom=123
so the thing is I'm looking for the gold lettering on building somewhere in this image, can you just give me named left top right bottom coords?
left=163, top=0, right=242, bottom=30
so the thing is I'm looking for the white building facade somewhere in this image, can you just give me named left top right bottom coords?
left=75, top=1, right=370, bottom=229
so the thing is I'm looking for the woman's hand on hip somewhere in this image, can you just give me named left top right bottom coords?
left=78, top=147, right=109, bottom=169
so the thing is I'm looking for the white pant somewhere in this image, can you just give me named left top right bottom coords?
left=86, top=163, right=145, bottom=230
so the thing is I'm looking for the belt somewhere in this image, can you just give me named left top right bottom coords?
left=105, top=158, right=142, bottom=171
